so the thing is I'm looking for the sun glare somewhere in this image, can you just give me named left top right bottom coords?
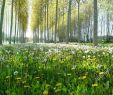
left=26, top=29, right=33, bottom=38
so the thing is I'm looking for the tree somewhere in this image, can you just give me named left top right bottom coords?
left=93, top=0, right=98, bottom=46
left=0, top=0, right=6, bottom=45
left=9, top=0, right=14, bottom=44
left=55, top=0, right=58, bottom=43
left=76, top=0, right=81, bottom=42
left=66, top=0, right=72, bottom=44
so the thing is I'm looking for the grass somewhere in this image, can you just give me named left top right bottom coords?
left=0, top=43, right=113, bottom=95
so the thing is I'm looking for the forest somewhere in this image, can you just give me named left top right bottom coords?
left=1, top=0, right=113, bottom=95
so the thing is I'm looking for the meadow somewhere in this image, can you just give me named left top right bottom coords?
left=0, top=44, right=113, bottom=95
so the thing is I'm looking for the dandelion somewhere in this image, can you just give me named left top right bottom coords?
left=83, top=56, right=85, bottom=59
left=99, top=72, right=104, bottom=75
left=92, top=83, right=98, bottom=87
left=82, top=76, right=87, bottom=79
left=102, top=52, right=106, bottom=55
left=88, top=55, right=90, bottom=58
left=55, top=89, right=61, bottom=93
left=97, top=64, right=102, bottom=69
left=43, top=90, right=48, bottom=95
left=16, top=77, right=21, bottom=80
left=56, top=83, right=62, bottom=87
left=14, top=71, right=18, bottom=75
left=85, top=50, right=89, bottom=54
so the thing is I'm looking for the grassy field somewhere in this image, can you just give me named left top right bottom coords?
left=0, top=44, right=113, bottom=95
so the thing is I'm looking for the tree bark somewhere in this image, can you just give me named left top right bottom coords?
left=0, top=0, right=6, bottom=45
left=9, top=0, right=14, bottom=44
left=93, top=0, right=98, bottom=46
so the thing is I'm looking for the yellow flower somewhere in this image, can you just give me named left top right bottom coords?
left=55, top=89, right=61, bottom=93
left=71, top=67, right=75, bottom=70
left=79, top=76, right=87, bottom=79
left=82, top=76, right=87, bottom=79
left=67, top=73, right=71, bottom=76
left=99, top=72, right=104, bottom=75
left=16, top=77, right=21, bottom=80
left=43, top=90, right=48, bottom=95
left=56, top=83, right=62, bottom=87
left=24, top=85, right=30, bottom=88
left=6, top=76, right=10, bottom=79
left=92, top=83, right=98, bottom=87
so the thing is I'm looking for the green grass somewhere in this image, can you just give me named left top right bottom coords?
left=0, top=44, right=113, bottom=95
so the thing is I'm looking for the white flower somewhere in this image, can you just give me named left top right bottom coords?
left=97, top=64, right=102, bottom=69
left=85, top=50, right=89, bottom=54
left=88, top=55, right=90, bottom=58
left=14, top=71, right=18, bottom=75
left=83, top=56, right=85, bottom=58
left=102, top=52, right=105, bottom=55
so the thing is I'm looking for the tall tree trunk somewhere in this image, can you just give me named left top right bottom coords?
left=93, top=0, right=98, bottom=46
left=106, top=11, right=110, bottom=42
left=67, top=0, right=72, bottom=44
left=14, top=12, right=17, bottom=44
left=9, top=0, right=14, bottom=44
left=55, top=0, right=58, bottom=43
left=0, top=0, right=6, bottom=45
left=46, top=0, right=49, bottom=42
left=77, top=1, right=81, bottom=42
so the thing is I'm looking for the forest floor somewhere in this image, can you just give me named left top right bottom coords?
left=0, top=43, right=113, bottom=95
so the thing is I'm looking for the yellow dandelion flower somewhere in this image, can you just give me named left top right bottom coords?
left=99, top=72, right=104, bottom=75
left=43, top=90, right=48, bottom=95
left=82, top=76, right=87, bottom=79
left=92, top=83, right=98, bottom=87
left=16, top=77, right=21, bottom=80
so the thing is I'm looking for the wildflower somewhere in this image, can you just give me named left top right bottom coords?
left=6, top=76, right=10, bottom=79
left=97, top=64, right=102, bottom=69
left=16, top=77, right=21, bottom=80
left=102, top=52, right=105, bottom=55
left=99, top=72, right=104, bottom=75
left=22, top=81, right=26, bottom=84
left=85, top=50, right=89, bottom=54
left=79, top=75, right=87, bottom=80
left=56, top=83, right=62, bottom=87
left=71, top=67, right=75, bottom=70
left=82, top=76, right=87, bottom=79
left=88, top=55, right=90, bottom=58
left=67, top=73, right=71, bottom=76
left=35, top=77, right=40, bottom=79
left=43, top=90, right=48, bottom=95
left=92, top=83, right=98, bottom=87
left=24, top=85, right=30, bottom=88
left=14, top=71, right=18, bottom=75
left=55, top=89, right=61, bottom=93
left=83, top=56, right=85, bottom=59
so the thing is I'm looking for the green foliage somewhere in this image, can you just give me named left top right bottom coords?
left=15, top=0, right=28, bottom=32
left=0, top=44, right=113, bottom=95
